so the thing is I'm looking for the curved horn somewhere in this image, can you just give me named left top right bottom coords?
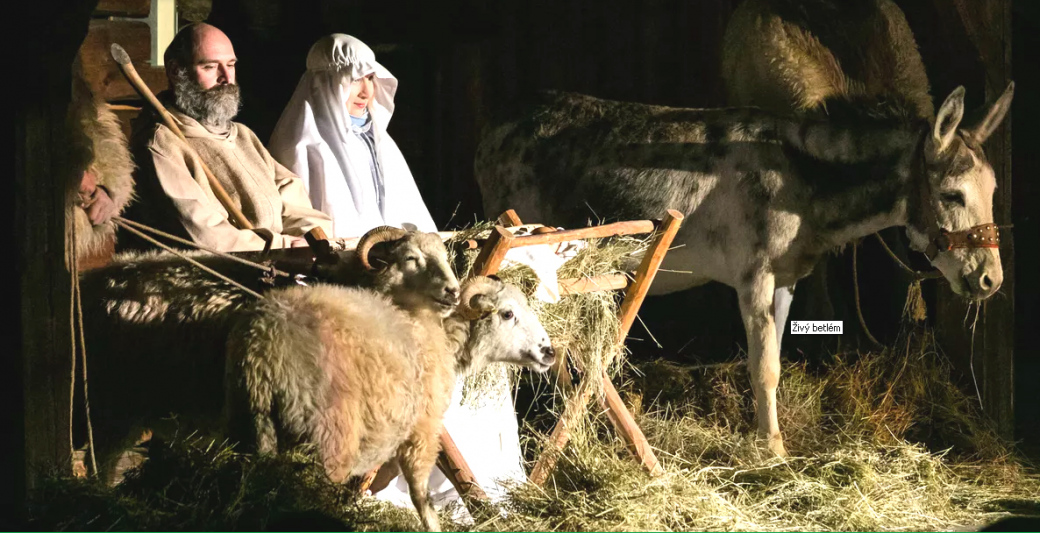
left=456, top=276, right=503, bottom=321
left=356, top=226, right=408, bottom=270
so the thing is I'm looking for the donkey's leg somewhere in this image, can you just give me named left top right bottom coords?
left=773, top=283, right=796, bottom=352
left=739, top=272, right=787, bottom=457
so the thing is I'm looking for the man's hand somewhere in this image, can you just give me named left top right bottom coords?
left=78, top=170, right=119, bottom=226
left=289, top=236, right=310, bottom=248
left=78, top=169, right=97, bottom=201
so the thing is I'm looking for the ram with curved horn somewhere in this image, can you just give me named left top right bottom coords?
left=228, top=275, right=555, bottom=531
left=76, top=224, right=460, bottom=481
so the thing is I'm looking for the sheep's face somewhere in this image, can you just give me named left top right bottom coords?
left=368, top=232, right=461, bottom=317
left=460, top=278, right=555, bottom=373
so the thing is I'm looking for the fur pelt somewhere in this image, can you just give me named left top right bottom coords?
left=67, top=61, right=135, bottom=263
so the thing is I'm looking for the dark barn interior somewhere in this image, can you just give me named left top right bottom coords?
left=12, top=0, right=1040, bottom=525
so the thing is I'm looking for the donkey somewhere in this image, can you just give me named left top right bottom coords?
left=473, top=85, right=1013, bottom=456
left=721, top=0, right=937, bottom=349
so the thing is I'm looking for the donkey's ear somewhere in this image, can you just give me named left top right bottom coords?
left=967, top=81, right=1014, bottom=145
left=933, top=86, right=966, bottom=155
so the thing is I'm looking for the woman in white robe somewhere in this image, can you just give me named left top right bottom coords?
left=269, top=34, right=527, bottom=513
left=269, top=34, right=436, bottom=237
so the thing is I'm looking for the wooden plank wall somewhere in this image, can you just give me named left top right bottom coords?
left=79, top=0, right=166, bottom=140
left=1011, top=0, right=1040, bottom=454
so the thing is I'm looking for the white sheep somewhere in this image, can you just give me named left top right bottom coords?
left=226, top=275, right=555, bottom=531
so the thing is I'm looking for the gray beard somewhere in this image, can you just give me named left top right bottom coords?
left=171, top=69, right=241, bottom=131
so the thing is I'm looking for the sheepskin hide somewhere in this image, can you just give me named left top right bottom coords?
left=76, top=248, right=264, bottom=473
left=67, top=64, right=135, bottom=264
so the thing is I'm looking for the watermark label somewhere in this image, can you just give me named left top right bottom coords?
left=790, top=321, right=844, bottom=335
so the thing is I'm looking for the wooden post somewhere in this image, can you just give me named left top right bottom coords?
left=473, top=226, right=515, bottom=276
left=498, top=209, right=523, bottom=227
left=436, top=431, right=489, bottom=503
left=15, top=0, right=98, bottom=518
left=600, top=378, right=662, bottom=476
left=614, top=210, right=685, bottom=343
left=528, top=375, right=596, bottom=486
left=529, top=210, right=683, bottom=484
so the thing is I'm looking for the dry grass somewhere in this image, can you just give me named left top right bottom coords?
left=26, top=233, right=1039, bottom=531
left=486, top=329, right=1039, bottom=532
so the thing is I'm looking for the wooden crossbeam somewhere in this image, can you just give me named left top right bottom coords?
left=558, top=274, right=630, bottom=295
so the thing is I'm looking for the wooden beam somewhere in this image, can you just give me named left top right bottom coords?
left=473, top=226, right=515, bottom=276
left=16, top=0, right=98, bottom=509
left=436, top=431, right=489, bottom=503
left=508, top=219, right=657, bottom=248
left=615, top=210, right=685, bottom=343
left=498, top=209, right=523, bottom=227
left=558, top=274, right=630, bottom=295
left=79, top=19, right=167, bottom=102
left=95, top=0, right=150, bottom=17
left=599, top=377, right=662, bottom=476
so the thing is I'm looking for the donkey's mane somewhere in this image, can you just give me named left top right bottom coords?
left=815, top=93, right=923, bottom=127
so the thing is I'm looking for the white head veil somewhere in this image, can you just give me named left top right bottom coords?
left=269, top=34, right=437, bottom=237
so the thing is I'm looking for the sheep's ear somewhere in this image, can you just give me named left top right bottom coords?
left=366, top=242, right=393, bottom=267
left=470, top=293, right=497, bottom=319
left=487, top=274, right=502, bottom=282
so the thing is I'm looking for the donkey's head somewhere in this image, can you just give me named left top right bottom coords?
left=354, top=226, right=461, bottom=317
left=906, top=83, right=1013, bottom=301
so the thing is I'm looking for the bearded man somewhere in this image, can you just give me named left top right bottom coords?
left=123, top=23, right=332, bottom=252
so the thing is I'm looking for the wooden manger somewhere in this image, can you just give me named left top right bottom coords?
left=403, top=207, right=683, bottom=512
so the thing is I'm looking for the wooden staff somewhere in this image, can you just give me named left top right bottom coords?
left=110, top=43, right=253, bottom=230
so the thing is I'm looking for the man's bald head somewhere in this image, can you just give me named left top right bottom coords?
left=165, top=23, right=241, bottom=130
left=165, top=23, right=237, bottom=89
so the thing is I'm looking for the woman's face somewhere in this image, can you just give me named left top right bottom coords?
left=345, top=73, right=375, bottom=117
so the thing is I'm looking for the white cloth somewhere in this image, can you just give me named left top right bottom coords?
left=500, top=226, right=588, bottom=303
left=373, top=379, right=525, bottom=522
left=269, top=34, right=437, bottom=238
left=272, top=34, right=523, bottom=511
